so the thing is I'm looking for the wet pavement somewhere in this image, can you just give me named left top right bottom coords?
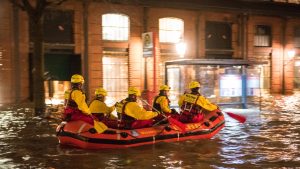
left=0, top=93, right=299, bottom=169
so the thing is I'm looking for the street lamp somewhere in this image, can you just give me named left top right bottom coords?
left=176, top=41, right=187, bottom=58
left=282, top=49, right=295, bottom=94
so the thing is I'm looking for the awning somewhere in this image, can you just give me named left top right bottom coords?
left=165, top=59, right=268, bottom=66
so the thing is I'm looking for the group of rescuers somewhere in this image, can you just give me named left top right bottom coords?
left=63, top=74, right=220, bottom=133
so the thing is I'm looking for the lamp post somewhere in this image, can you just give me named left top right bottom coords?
left=282, top=50, right=295, bottom=94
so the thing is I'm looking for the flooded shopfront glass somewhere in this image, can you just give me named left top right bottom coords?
left=165, top=60, right=265, bottom=108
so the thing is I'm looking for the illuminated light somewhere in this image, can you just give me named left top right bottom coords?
left=295, top=61, right=300, bottom=66
left=45, top=98, right=64, bottom=105
left=0, top=64, right=2, bottom=66
left=176, top=42, right=187, bottom=58
left=105, top=96, right=117, bottom=107
left=287, top=50, right=295, bottom=60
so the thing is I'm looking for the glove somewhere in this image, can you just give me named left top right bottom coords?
left=171, top=108, right=178, bottom=114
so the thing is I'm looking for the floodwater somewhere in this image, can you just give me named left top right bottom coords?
left=0, top=93, right=300, bottom=169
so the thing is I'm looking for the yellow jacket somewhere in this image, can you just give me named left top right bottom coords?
left=89, top=99, right=115, bottom=118
left=116, top=100, right=158, bottom=120
left=66, top=90, right=91, bottom=115
left=153, top=95, right=171, bottom=113
left=178, top=93, right=217, bottom=111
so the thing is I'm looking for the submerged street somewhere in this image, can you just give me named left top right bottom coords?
left=0, top=93, right=299, bottom=169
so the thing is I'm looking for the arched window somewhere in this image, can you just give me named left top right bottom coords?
left=159, top=17, right=184, bottom=43
left=102, top=13, right=129, bottom=41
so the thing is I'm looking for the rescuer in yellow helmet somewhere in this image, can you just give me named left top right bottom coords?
left=152, top=85, right=177, bottom=114
left=151, top=85, right=179, bottom=124
left=63, top=74, right=107, bottom=133
left=115, top=87, right=158, bottom=129
left=89, top=87, right=115, bottom=121
left=177, top=81, right=218, bottom=123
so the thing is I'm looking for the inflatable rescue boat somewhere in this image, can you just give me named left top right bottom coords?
left=56, top=110, right=225, bottom=149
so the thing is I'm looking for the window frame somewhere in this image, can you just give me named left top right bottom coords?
left=159, top=17, right=184, bottom=43
left=254, top=25, right=272, bottom=47
left=102, top=13, right=129, bottom=41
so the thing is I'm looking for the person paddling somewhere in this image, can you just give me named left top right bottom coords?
left=89, top=87, right=115, bottom=121
left=63, top=74, right=107, bottom=133
left=177, top=81, right=219, bottom=123
left=115, top=87, right=158, bottom=129
left=152, top=85, right=177, bottom=123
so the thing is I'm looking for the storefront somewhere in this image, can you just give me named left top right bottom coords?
left=165, top=59, right=267, bottom=108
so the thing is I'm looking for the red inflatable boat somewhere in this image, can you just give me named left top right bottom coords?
left=56, top=110, right=225, bottom=149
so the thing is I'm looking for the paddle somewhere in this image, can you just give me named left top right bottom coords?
left=140, top=99, right=186, bottom=132
left=224, top=111, right=246, bottom=123
left=90, top=115, right=108, bottom=133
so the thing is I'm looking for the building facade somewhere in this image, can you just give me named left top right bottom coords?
left=1, top=0, right=300, bottom=105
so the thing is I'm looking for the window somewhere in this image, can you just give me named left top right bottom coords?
left=159, top=18, right=184, bottom=43
left=31, top=10, right=74, bottom=44
left=254, top=25, right=272, bottom=47
left=205, top=21, right=232, bottom=59
left=295, top=27, right=300, bottom=48
left=206, top=21, right=232, bottom=49
left=103, top=56, right=128, bottom=101
left=102, top=14, right=129, bottom=41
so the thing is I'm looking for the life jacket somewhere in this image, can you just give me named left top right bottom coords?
left=89, top=97, right=107, bottom=121
left=65, top=88, right=85, bottom=109
left=152, top=95, right=170, bottom=113
left=115, top=99, right=136, bottom=129
left=63, top=88, right=84, bottom=121
left=180, top=93, right=202, bottom=116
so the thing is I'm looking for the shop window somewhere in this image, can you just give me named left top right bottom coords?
left=102, top=14, right=129, bottom=41
left=39, top=10, right=74, bottom=44
left=254, top=25, right=272, bottom=47
left=103, top=56, right=128, bottom=101
left=159, top=17, right=184, bottom=43
left=295, top=27, right=300, bottom=48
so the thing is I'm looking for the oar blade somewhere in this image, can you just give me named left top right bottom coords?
left=168, top=117, right=186, bottom=132
left=226, top=112, right=246, bottom=123
left=93, top=120, right=108, bottom=133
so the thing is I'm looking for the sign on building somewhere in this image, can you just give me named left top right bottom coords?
left=142, top=32, right=153, bottom=57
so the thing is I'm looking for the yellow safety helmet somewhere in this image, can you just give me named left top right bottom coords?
left=95, top=87, right=107, bottom=96
left=128, top=87, right=141, bottom=96
left=189, top=81, right=200, bottom=89
left=159, top=85, right=170, bottom=91
left=71, top=74, right=84, bottom=84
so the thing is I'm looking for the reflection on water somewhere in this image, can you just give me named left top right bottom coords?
left=0, top=93, right=300, bottom=168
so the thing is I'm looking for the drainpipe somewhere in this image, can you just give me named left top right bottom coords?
left=143, top=7, right=148, bottom=91
left=83, top=1, right=89, bottom=98
left=281, top=17, right=287, bottom=95
left=241, top=12, right=248, bottom=60
left=196, top=13, right=200, bottom=58
left=153, top=32, right=157, bottom=93
left=13, top=3, right=20, bottom=103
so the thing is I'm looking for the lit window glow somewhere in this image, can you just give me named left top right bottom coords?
left=159, top=17, right=184, bottom=43
left=287, top=50, right=295, bottom=60
left=176, top=42, right=187, bottom=57
left=102, top=13, right=129, bottom=41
